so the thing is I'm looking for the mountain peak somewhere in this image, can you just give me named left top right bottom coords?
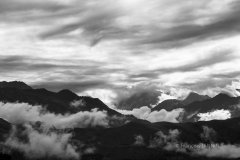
left=214, top=93, right=231, bottom=99
left=0, top=81, right=32, bottom=90
left=182, top=92, right=209, bottom=105
left=57, top=89, right=79, bottom=101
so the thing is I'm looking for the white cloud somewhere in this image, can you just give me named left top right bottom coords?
left=84, top=147, right=96, bottom=154
left=70, top=99, right=86, bottom=107
left=202, top=79, right=240, bottom=97
left=149, top=129, right=180, bottom=148
left=157, top=87, right=192, bottom=103
left=78, top=89, right=118, bottom=107
left=197, top=109, right=231, bottom=121
left=143, top=127, right=240, bottom=159
left=193, top=144, right=240, bottom=158
left=0, top=102, right=109, bottom=128
left=3, top=124, right=80, bottom=159
left=117, top=106, right=184, bottom=123
left=133, top=135, right=145, bottom=146
left=200, top=126, right=217, bottom=142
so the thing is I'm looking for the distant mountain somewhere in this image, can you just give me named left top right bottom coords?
left=118, top=91, right=210, bottom=111
left=117, top=91, right=161, bottom=110
left=182, top=92, right=210, bottom=105
left=57, top=89, right=80, bottom=101
left=0, top=87, right=121, bottom=116
left=0, top=81, right=32, bottom=90
left=181, top=93, right=240, bottom=122
left=152, top=92, right=210, bottom=112
left=151, top=99, right=185, bottom=112
left=150, top=93, right=240, bottom=122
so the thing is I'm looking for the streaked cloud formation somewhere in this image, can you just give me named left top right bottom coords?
left=0, top=0, right=240, bottom=100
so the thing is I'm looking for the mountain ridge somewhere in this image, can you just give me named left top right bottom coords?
left=0, top=81, right=32, bottom=90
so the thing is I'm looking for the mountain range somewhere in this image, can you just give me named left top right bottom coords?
left=0, top=81, right=120, bottom=116
left=0, top=81, right=240, bottom=160
left=117, top=90, right=161, bottom=110
left=118, top=91, right=210, bottom=111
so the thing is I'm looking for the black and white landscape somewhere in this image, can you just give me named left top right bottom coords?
left=0, top=81, right=239, bottom=160
left=1, top=0, right=240, bottom=160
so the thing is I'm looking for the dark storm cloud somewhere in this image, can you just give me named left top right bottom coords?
left=185, top=71, right=240, bottom=90
left=0, top=0, right=67, bottom=14
left=39, top=3, right=134, bottom=46
left=0, top=55, right=77, bottom=72
left=124, top=49, right=236, bottom=84
left=31, top=80, right=109, bottom=93
left=129, top=72, right=159, bottom=79
left=133, top=1, right=240, bottom=48
left=179, top=78, right=233, bottom=90
left=0, top=55, right=127, bottom=75
left=0, top=55, right=109, bottom=74
left=211, top=71, right=240, bottom=79
left=0, top=55, right=126, bottom=92
left=155, top=49, right=235, bottom=74
left=38, top=0, right=240, bottom=49
left=3, top=0, right=240, bottom=48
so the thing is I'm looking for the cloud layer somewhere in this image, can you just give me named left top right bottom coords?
left=3, top=124, right=80, bottom=159
left=117, top=106, right=184, bottom=123
left=0, top=102, right=109, bottom=128
left=197, top=109, right=231, bottom=121
left=136, top=127, right=240, bottom=159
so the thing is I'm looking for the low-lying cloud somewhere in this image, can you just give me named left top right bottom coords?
left=70, top=99, right=86, bottom=108
left=149, top=129, right=180, bottom=148
left=118, top=106, right=184, bottom=123
left=193, top=144, right=240, bottom=158
left=200, top=126, right=217, bottom=142
left=0, top=102, right=109, bottom=128
left=142, top=127, right=240, bottom=158
left=197, top=109, right=231, bottom=121
left=3, top=124, right=80, bottom=159
left=83, top=82, right=192, bottom=109
left=133, top=135, right=145, bottom=146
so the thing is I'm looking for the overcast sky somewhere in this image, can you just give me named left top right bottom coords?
left=1, top=0, right=240, bottom=102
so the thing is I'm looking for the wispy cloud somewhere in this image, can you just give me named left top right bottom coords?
left=3, top=124, right=80, bottom=159
left=1, top=0, right=240, bottom=98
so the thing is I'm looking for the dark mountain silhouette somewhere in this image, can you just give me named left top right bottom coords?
left=182, top=92, right=210, bottom=105
left=0, top=87, right=121, bottom=116
left=181, top=93, right=240, bottom=122
left=117, top=91, right=161, bottom=110
left=118, top=91, right=209, bottom=111
left=152, top=92, right=210, bottom=112
left=1, top=81, right=240, bottom=159
left=57, top=89, right=80, bottom=101
left=0, top=81, right=32, bottom=90
left=0, top=118, right=11, bottom=142
left=151, top=99, right=185, bottom=112
left=72, top=117, right=240, bottom=160
left=2, top=116, right=240, bottom=159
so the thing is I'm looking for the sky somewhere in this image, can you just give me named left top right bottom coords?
left=1, top=0, right=240, bottom=104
